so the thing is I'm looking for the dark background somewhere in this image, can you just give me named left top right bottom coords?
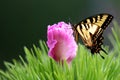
left=0, top=0, right=120, bottom=69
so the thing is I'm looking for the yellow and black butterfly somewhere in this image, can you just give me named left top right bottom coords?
left=73, top=13, right=113, bottom=59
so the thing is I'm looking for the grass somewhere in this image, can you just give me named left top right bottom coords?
left=0, top=21, right=120, bottom=80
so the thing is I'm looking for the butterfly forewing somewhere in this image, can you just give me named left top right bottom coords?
left=92, top=14, right=113, bottom=40
left=73, top=13, right=113, bottom=57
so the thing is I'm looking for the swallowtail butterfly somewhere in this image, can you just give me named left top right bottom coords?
left=73, top=13, right=113, bottom=58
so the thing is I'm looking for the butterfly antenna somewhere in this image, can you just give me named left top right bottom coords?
left=68, top=17, right=72, bottom=24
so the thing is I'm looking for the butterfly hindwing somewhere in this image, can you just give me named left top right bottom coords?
left=73, top=13, right=113, bottom=58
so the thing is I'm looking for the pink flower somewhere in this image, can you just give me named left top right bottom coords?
left=47, top=21, right=77, bottom=63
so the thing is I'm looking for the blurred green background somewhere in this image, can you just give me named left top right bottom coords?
left=0, top=0, right=119, bottom=69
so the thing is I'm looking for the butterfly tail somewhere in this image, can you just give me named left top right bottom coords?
left=101, top=48, right=108, bottom=55
left=99, top=48, right=108, bottom=59
left=99, top=53, right=105, bottom=59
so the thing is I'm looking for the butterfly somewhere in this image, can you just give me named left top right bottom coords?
left=73, top=13, right=113, bottom=59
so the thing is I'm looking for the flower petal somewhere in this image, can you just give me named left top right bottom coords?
left=47, top=21, right=77, bottom=63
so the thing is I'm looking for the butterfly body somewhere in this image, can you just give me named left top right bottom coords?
left=73, top=13, right=113, bottom=57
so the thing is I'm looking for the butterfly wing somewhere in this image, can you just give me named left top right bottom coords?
left=91, top=14, right=113, bottom=41
left=73, top=13, right=113, bottom=55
